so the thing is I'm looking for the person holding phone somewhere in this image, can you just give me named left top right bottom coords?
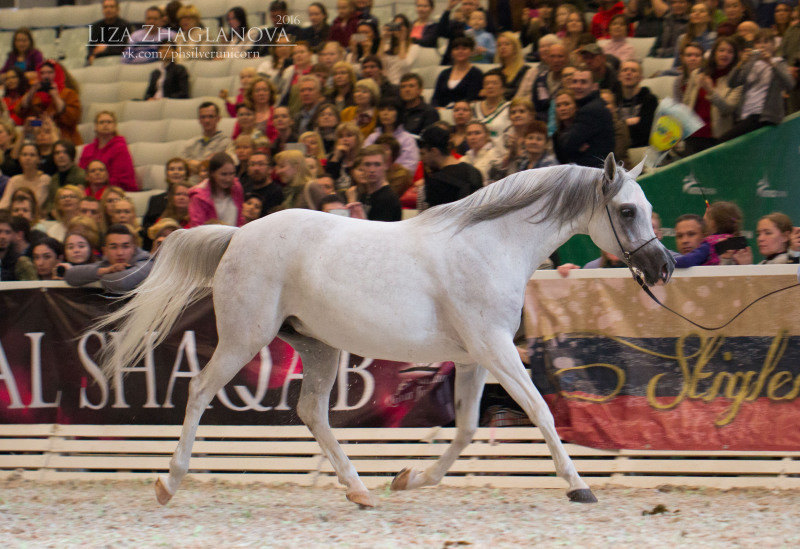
left=16, top=60, right=82, bottom=145
left=318, top=194, right=367, bottom=219
left=675, top=201, right=747, bottom=267
left=720, top=29, right=795, bottom=142
left=347, top=21, right=381, bottom=65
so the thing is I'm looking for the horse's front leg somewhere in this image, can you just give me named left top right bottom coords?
left=472, top=334, right=597, bottom=503
left=392, top=362, right=486, bottom=491
left=156, top=338, right=263, bottom=505
left=287, top=335, right=375, bottom=508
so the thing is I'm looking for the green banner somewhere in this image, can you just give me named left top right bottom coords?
left=557, top=112, right=800, bottom=266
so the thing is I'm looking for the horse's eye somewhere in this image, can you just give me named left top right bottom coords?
left=620, top=206, right=635, bottom=219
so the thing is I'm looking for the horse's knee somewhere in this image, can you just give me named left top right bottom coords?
left=297, top=400, right=322, bottom=428
left=187, top=376, right=201, bottom=399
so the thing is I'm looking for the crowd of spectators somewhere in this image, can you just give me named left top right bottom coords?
left=1, top=0, right=799, bottom=290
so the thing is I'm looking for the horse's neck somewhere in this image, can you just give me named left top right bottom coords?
left=485, top=202, right=587, bottom=279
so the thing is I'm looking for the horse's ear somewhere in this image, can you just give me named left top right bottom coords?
left=628, top=158, right=645, bottom=179
left=602, top=153, right=616, bottom=193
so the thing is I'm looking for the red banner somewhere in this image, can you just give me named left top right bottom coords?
left=525, top=266, right=800, bottom=450
left=0, top=285, right=455, bottom=427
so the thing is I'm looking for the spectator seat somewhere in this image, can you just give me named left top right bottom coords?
left=121, top=100, right=166, bottom=122
left=416, top=65, right=447, bottom=89
left=414, top=47, right=442, bottom=68
left=640, top=75, right=676, bottom=101
left=166, top=119, right=201, bottom=141
left=71, top=65, right=121, bottom=84
left=119, top=63, right=159, bottom=81
left=129, top=140, right=187, bottom=167
left=118, top=119, right=170, bottom=143
left=128, top=189, right=165, bottom=218
left=642, top=56, right=676, bottom=78
left=81, top=82, right=123, bottom=103
left=59, top=4, right=97, bottom=27
left=191, top=75, right=235, bottom=98
left=629, top=37, right=657, bottom=61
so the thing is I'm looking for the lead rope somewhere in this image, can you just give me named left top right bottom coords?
left=604, top=206, right=800, bottom=331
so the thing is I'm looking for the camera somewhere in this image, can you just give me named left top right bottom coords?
left=56, top=265, right=66, bottom=277
left=40, top=79, right=52, bottom=92
left=30, top=118, right=42, bottom=127
left=387, top=22, right=402, bottom=32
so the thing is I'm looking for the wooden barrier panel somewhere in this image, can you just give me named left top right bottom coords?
left=2, top=425, right=800, bottom=489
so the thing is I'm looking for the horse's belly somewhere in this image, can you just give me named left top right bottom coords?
left=291, top=313, right=471, bottom=364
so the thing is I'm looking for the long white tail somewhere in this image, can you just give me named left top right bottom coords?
left=96, top=225, right=239, bottom=378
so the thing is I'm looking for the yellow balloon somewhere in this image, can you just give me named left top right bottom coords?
left=650, top=115, right=684, bottom=151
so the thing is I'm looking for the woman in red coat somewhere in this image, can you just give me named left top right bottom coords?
left=78, top=110, right=138, bottom=192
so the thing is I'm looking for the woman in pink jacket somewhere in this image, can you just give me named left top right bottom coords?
left=187, top=152, right=244, bottom=227
left=78, top=110, right=137, bottom=191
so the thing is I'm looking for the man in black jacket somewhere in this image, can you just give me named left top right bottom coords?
left=87, top=0, right=133, bottom=64
left=144, top=42, right=190, bottom=100
left=418, top=125, right=483, bottom=208
left=617, top=60, right=658, bottom=148
left=399, top=73, right=440, bottom=136
left=554, top=67, right=615, bottom=168
left=241, top=151, right=284, bottom=216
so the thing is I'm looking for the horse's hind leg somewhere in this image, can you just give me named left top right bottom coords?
left=391, top=363, right=487, bottom=491
left=155, top=335, right=265, bottom=505
left=282, top=333, right=374, bottom=508
left=473, top=334, right=597, bottom=503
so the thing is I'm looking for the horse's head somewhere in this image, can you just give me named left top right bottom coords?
left=588, top=153, right=675, bottom=286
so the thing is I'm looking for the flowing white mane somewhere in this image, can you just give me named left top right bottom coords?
left=420, top=164, right=626, bottom=231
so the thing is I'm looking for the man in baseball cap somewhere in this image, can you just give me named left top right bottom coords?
left=577, top=43, right=622, bottom=97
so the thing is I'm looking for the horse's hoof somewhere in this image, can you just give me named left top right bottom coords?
left=346, top=490, right=377, bottom=508
left=155, top=477, right=174, bottom=506
left=567, top=488, right=598, bottom=503
left=390, top=467, right=412, bottom=491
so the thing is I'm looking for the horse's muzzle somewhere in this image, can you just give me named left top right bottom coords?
left=634, top=244, right=675, bottom=286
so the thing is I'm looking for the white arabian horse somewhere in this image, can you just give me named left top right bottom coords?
left=100, top=153, right=674, bottom=507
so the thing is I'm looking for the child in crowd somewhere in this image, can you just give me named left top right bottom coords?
left=221, top=68, right=257, bottom=117
left=467, top=10, right=496, bottom=63
left=675, top=201, right=746, bottom=267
